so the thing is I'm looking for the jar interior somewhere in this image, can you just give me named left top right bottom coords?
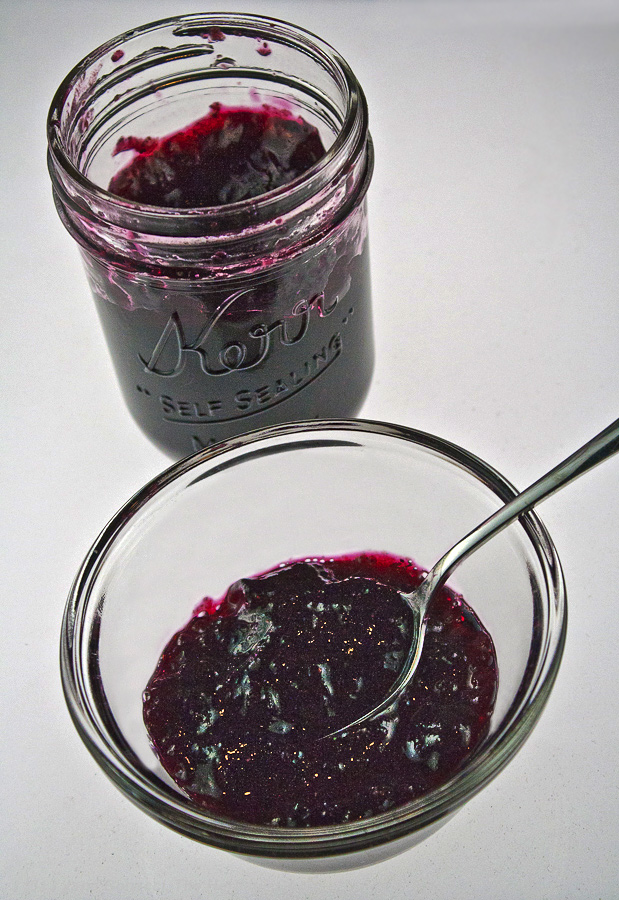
left=58, top=20, right=346, bottom=195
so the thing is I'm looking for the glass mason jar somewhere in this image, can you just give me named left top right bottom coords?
left=47, top=14, right=374, bottom=458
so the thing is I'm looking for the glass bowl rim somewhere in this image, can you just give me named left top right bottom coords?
left=60, top=418, right=567, bottom=859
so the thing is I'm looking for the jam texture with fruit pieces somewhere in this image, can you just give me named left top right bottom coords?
left=143, top=552, right=498, bottom=827
left=108, top=103, right=326, bottom=208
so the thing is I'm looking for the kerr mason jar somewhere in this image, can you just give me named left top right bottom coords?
left=47, top=13, right=374, bottom=458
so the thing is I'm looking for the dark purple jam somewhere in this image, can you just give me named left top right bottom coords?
left=108, top=103, right=326, bottom=208
left=84, top=104, right=373, bottom=458
left=143, top=553, right=498, bottom=827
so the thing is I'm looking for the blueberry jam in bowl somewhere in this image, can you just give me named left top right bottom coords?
left=60, top=421, right=566, bottom=872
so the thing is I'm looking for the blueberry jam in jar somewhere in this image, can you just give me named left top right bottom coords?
left=143, top=552, right=498, bottom=827
left=48, top=15, right=374, bottom=457
left=107, top=103, right=327, bottom=208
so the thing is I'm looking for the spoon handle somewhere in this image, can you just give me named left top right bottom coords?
left=431, top=416, right=619, bottom=593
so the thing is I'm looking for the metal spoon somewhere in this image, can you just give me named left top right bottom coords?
left=328, top=417, right=619, bottom=738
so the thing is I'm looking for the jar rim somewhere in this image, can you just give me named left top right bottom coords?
left=47, top=12, right=369, bottom=234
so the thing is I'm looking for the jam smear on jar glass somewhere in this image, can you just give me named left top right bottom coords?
left=143, top=552, right=498, bottom=827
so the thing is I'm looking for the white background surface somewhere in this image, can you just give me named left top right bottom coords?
left=2, top=0, right=618, bottom=896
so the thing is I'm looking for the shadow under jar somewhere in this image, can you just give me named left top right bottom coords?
left=47, top=14, right=374, bottom=458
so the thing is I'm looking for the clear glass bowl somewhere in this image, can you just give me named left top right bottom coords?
left=60, top=420, right=566, bottom=871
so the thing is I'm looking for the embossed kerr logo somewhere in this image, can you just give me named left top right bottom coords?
left=140, top=287, right=339, bottom=377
